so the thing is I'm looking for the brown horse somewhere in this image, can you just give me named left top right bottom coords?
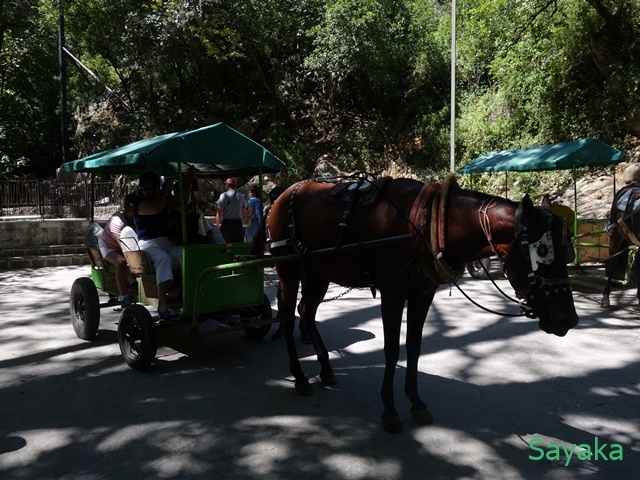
left=600, top=184, right=640, bottom=308
left=260, top=174, right=579, bottom=433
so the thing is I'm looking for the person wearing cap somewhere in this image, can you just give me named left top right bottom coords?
left=216, top=177, right=246, bottom=242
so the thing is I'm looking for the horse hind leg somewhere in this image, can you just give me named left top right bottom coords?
left=634, top=251, right=640, bottom=306
left=600, top=277, right=612, bottom=308
left=276, top=261, right=312, bottom=396
left=298, top=269, right=335, bottom=386
left=602, top=233, right=628, bottom=308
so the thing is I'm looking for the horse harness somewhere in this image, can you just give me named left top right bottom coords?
left=607, top=184, right=640, bottom=247
left=268, top=174, right=572, bottom=318
left=268, top=174, right=463, bottom=293
left=267, top=174, right=393, bottom=296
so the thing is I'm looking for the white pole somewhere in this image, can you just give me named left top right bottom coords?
left=450, top=0, right=456, bottom=172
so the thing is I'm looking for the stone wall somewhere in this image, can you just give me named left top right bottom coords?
left=0, top=218, right=89, bottom=248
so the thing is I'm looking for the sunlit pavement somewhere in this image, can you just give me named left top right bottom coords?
left=0, top=265, right=638, bottom=479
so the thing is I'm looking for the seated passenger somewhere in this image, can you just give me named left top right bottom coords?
left=196, top=205, right=225, bottom=244
left=98, top=193, right=139, bottom=308
left=134, top=169, right=193, bottom=320
left=174, top=183, right=225, bottom=244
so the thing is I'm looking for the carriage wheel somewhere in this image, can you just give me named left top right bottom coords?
left=70, top=277, right=100, bottom=340
left=467, top=258, right=492, bottom=280
left=117, top=305, right=157, bottom=370
left=244, top=294, right=273, bottom=339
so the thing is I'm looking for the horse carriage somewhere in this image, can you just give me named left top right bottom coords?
left=457, top=139, right=637, bottom=297
left=65, top=126, right=582, bottom=433
left=64, top=123, right=284, bottom=370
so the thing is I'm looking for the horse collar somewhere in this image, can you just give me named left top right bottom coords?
left=409, top=182, right=440, bottom=236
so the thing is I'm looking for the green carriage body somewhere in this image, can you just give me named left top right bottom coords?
left=66, top=123, right=284, bottom=369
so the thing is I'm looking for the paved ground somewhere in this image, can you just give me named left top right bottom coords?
left=0, top=265, right=639, bottom=479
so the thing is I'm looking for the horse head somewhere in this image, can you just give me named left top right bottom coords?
left=504, top=194, right=579, bottom=336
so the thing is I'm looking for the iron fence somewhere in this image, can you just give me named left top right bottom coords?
left=0, top=178, right=125, bottom=219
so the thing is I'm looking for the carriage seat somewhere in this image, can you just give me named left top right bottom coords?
left=84, top=223, right=106, bottom=269
left=119, top=227, right=155, bottom=276
left=83, top=223, right=154, bottom=275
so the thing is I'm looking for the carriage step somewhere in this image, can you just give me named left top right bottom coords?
left=0, top=245, right=89, bottom=269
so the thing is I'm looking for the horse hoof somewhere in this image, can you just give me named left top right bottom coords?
left=295, top=381, right=313, bottom=396
left=411, top=408, right=434, bottom=425
left=320, top=372, right=337, bottom=385
left=600, top=300, right=610, bottom=308
left=381, top=416, right=403, bottom=434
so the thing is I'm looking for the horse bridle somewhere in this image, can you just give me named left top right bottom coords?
left=496, top=202, right=573, bottom=316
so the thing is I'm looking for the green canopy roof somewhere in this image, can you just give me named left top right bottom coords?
left=457, top=138, right=627, bottom=174
left=62, top=123, right=284, bottom=177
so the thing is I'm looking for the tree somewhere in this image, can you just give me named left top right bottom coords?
left=0, top=0, right=60, bottom=177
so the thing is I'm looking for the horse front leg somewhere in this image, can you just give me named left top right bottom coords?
left=379, top=289, right=406, bottom=433
left=276, top=261, right=310, bottom=395
left=298, top=270, right=335, bottom=386
left=405, top=286, right=437, bottom=426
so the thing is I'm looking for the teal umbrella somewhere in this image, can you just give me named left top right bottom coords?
left=63, top=122, right=284, bottom=177
left=457, top=138, right=627, bottom=174
left=457, top=138, right=629, bottom=265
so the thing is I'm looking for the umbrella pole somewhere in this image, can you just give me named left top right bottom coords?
left=504, top=171, right=508, bottom=199
left=259, top=164, right=264, bottom=213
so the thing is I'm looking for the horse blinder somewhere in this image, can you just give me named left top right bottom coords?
left=511, top=214, right=572, bottom=315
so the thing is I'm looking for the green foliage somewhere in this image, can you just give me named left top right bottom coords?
left=0, top=0, right=60, bottom=177
left=0, top=0, right=638, bottom=183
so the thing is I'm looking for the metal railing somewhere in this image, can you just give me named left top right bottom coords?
left=0, top=178, right=124, bottom=219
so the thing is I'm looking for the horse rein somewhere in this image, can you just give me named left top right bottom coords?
left=464, top=199, right=572, bottom=319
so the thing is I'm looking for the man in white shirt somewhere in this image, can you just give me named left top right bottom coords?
left=216, top=177, right=245, bottom=242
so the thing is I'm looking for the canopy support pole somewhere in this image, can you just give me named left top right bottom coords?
left=572, top=167, right=579, bottom=264
left=177, top=162, right=188, bottom=246
left=90, top=173, right=95, bottom=223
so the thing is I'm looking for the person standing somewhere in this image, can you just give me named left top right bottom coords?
left=216, top=177, right=245, bottom=243
left=243, top=184, right=262, bottom=243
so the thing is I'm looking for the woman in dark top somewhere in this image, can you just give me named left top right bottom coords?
left=134, top=170, right=193, bottom=320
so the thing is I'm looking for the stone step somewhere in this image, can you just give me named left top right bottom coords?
left=0, top=244, right=90, bottom=270
left=0, top=244, right=86, bottom=258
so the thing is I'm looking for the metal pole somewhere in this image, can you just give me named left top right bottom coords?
left=90, top=173, right=95, bottom=223
left=450, top=0, right=456, bottom=172
left=57, top=0, right=69, bottom=164
left=504, top=171, right=508, bottom=199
